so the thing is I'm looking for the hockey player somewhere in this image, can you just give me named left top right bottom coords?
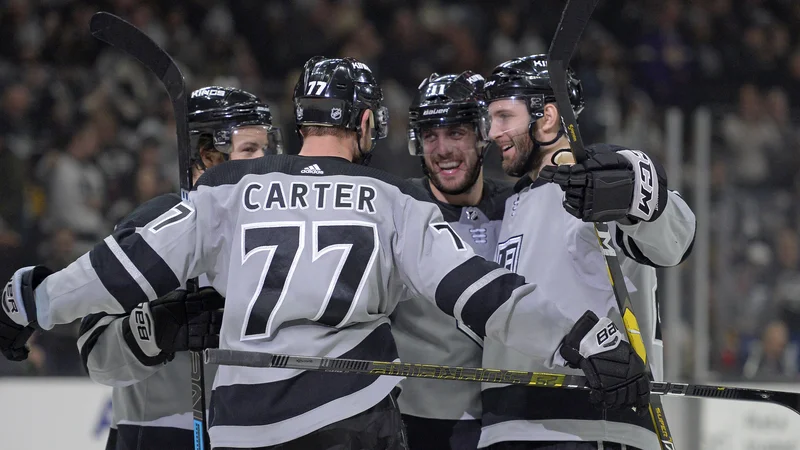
left=0, top=56, right=650, bottom=450
left=78, top=86, right=283, bottom=450
left=483, top=54, right=696, bottom=449
left=393, top=71, right=512, bottom=450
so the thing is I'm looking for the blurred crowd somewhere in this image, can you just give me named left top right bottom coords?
left=1, top=0, right=799, bottom=380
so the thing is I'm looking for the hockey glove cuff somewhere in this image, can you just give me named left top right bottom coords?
left=123, top=288, right=225, bottom=366
left=0, top=266, right=53, bottom=361
left=539, top=148, right=668, bottom=224
left=559, top=310, right=650, bottom=414
left=616, top=149, right=668, bottom=223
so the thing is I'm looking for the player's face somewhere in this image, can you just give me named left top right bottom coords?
left=229, top=125, right=271, bottom=160
left=488, top=99, right=534, bottom=176
left=421, top=124, right=481, bottom=195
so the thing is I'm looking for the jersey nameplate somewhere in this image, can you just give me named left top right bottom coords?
left=243, top=181, right=377, bottom=214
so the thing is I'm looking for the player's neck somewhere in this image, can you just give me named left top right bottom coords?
left=299, top=135, right=355, bottom=162
left=428, top=171, right=484, bottom=206
left=529, top=135, right=570, bottom=180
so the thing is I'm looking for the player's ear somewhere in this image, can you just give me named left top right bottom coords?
left=541, top=103, right=561, bottom=135
left=360, top=109, right=374, bottom=150
left=200, top=148, right=223, bottom=169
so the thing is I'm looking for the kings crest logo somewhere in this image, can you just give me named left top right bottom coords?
left=331, top=108, right=342, bottom=120
left=495, top=235, right=523, bottom=273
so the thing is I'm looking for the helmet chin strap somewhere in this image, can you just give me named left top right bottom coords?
left=506, top=122, right=564, bottom=178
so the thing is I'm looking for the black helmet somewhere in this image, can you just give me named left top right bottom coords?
left=293, top=56, right=388, bottom=154
left=188, top=86, right=283, bottom=159
left=407, top=71, right=490, bottom=157
left=484, top=54, right=584, bottom=120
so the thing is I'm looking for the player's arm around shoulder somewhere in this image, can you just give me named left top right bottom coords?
left=78, top=312, right=163, bottom=387
left=77, top=287, right=224, bottom=387
left=539, top=143, right=696, bottom=267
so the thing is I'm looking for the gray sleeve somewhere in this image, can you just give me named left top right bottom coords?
left=31, top=185, right=226, bottom=329
left=77, top=314, right=165, bottom=387
left=615, top=190, right=696, bottom=267
left=393, top=194, right=572, bottom=365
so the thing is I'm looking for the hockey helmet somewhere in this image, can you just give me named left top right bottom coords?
left=188, top=86, right=284, bottom=158
left=407, top=71, right=490, bottom=157
left=292, top=56, right=389, bottom=153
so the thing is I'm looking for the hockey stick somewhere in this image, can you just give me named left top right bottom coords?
left=547, top=1, right=676, bottom=449
left=89, top=12, right=209, bottom=450
left=204, top=348, right=800, bottom=416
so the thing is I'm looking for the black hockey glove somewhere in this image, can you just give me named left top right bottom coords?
left=123, top=287, right=224, bottom=366
left=539, top=147, right=668, bottom=223
left=0, top=266, right=53, bottom=361
left=559, top=310, right=650, bottom=414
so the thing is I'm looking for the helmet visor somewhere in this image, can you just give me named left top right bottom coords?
left=486, top=98, right=534, bottom=142
left=215, top=125, right=284, bottom=157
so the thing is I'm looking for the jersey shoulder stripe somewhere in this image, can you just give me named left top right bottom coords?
left=116, top=193, right=182, bottom=230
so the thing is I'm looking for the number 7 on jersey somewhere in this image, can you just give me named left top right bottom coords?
left=240, top=220, right=378, bottom=340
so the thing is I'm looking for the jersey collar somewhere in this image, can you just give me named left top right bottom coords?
left=513, top=175, right=548, bottom=193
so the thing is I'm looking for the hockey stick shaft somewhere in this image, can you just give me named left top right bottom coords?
left=204, top=349, right=800, bottom=416
left=89, top=12, right=208, bottom=450
left=546, top=1, right=675, bottom=448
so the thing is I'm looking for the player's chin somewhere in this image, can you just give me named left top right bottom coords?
left=431, top=171, right=470, bottom=194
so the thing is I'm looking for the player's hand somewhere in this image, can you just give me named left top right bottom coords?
left=124, top=287, right=224, bottom=365
left=559, top=310, right=650, bottom=414
left=538, top=146, right=667, bottom=224
left=0, top=266, right=53, bottom=361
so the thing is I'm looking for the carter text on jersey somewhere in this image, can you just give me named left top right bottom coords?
left=242, top=181, right=377, bottom=214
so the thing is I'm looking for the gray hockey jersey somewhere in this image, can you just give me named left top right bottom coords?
left=28, top=155, right=585, bottom=449
left=481, top=172, right=696, bottom=449
left=77, top=193, right=215, bottom=450
left=392, top=177, right=512, bottom=422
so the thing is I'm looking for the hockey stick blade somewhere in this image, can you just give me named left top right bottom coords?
left=90, top=12, right=185, bottom=102
left=89, top=11, right=192, bottom=196
left=204, top=349, right=800, bottom=416
left=547, top=1, right=675, bottom=448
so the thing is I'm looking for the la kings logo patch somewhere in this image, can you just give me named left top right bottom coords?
left=495, top=235, right=522, bottom=273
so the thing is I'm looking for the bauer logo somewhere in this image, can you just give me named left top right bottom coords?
left=2, top=281, right=17, bottom=314
left=423, top=108, right=449, bottom=116
left=134, top=309, right=153, bottom=341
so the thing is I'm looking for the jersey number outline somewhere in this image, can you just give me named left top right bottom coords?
left=240, top=220, right=379, bottom=340
left=426, top=83, right=446, bottom=97
left=306, top=81, right=328, bottom=96
left=431, top=223, right=466, bottom=251
left=149, top=203, right=194, bottom=233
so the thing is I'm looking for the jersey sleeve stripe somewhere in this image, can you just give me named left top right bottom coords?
left=89, top=240, right=150, bottom=311
left=460, top=271, right=527, bottom=338
left=113, top=231, right=181, bottom=298
left=208, top=323, right=397, bottom=427
left=435, top=255, right=503, bottom=317
left=103, top=234, right=159, bottom=300
left=77, top=313, right=117, bottom=372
